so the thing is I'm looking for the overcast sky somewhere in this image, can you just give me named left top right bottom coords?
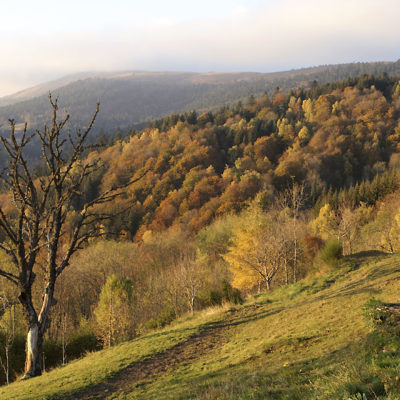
left=0, top=0, right=399, bottom=97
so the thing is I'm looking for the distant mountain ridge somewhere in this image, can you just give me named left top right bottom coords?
left=0, top=60, right=399, bottom=135
left=0, top=72, right=110, bottom=107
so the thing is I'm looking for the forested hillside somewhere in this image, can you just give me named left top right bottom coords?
left=2, top=74, right=400, bottom=389
left=1, top=60, right=400, bottom=137
left=89, top=73, right=400, bottom=238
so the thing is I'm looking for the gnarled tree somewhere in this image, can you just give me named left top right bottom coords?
left=0, top=96, right=142, bottom=378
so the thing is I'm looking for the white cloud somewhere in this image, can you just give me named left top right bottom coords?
left=228, top=5, right=249, bottom=20
left=0, top=0, right=399, bottom=96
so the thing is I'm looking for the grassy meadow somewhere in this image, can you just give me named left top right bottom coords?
left=2, top=252, right=400, bottom=400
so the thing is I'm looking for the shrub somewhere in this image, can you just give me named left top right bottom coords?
left=145, top=307, right=176, bottom=330
left=199, top=280, right=243, bottom=307
left=208, top=289, right=223, bottom=306
left=318, top=238, right=343, bottom=267
left=67, top=332, right=100, bottom=359
left=221, top=280, right=243, bottom=304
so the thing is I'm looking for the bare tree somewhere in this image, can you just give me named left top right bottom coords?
left=176, top=248, right=202, bottom=314
left=337, top=205, right=357, bottom=256
left=0, top=96, right=142, bottom=378
left=163, top=266, right=184, bottom=318
left=279, top=182, right=306, bottom=282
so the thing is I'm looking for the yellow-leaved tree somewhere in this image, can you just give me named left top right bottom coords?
left=310, top=202, right=374, bottom=255
left=94, top=274, right=135, bottom=348
left=310, top=203, right=338, bottom=240
left=338, top=203, right=373, bottom=255
left=362, top=196, right=400, bottom=254
left=378, top=204, right=400, bottom=253
left=223, top=210, right=285, bottom=291
left=395, top=209, right=400, bottom=249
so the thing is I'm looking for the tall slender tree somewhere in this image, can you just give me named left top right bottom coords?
left=279, top=182, right=306, bottom=282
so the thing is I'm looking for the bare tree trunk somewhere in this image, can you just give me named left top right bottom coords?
left=108, top=292, right=113, bottom=348
left=189, top=281, right=196, bottom=314
left=24, top=324, right=43, bottom=378
left=18, top=288, right=43, bottom=378
left=293, top=238, right=298, bottom=283
left=284, top=258, right=289, bottom=285
left=61, top=312, right=67, bottom=365
left=21, top=282, right=54, bottom=378
left=190, top=295, right=194, bottom=314
left=173, top=293, right=179, bottom=317
left=5, top=346, right=9, bottom=385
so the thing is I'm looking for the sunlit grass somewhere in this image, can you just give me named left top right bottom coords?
left=0, top=311, right=225, bottom=400
left=2, top=252, right=400, bottom=400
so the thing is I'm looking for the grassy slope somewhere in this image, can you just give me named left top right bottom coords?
left=2, top=252, right=400, bottom=400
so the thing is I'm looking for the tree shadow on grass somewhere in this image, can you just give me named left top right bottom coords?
left=305, top=253, right=400, bottom=303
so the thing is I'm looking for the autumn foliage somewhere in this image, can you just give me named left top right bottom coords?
left=2, top=74, right=400, bottom=382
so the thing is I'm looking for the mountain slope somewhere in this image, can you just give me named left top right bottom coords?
left=0, top=72, right=110, bottom=107
left=1, top=60, right=399, bottom=134
left=1, top=252, right=399, bottom=400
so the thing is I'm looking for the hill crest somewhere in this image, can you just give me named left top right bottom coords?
left=1, top=60, right=399, bottom=135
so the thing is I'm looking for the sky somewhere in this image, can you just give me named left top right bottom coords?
left=0, top=0, right=399, bottom=97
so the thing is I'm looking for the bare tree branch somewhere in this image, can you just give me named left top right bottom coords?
left=0, top=96, right=145, bottom=377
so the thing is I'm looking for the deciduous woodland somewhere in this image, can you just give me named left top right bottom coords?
left=1, top=74, right=400, bottom=383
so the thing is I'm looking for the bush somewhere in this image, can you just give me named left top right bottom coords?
left=199, top=280, right=243, bottom=308
left=208, top=289, right=223, bottom=306
left=67, top=332, right=100, bottom=359
left=221, top=280, right=243, bottom=304
left=43, top=340, right=62, bottom=368
left=318, top=238, right=343, bottom=267
left=145, top=307, right=176, bottom=330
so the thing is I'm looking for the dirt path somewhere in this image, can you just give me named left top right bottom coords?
left=59, top=317, right=234, bottom=400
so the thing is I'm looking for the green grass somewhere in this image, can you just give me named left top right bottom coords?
left=2, top=252, right=400, bottom=400
left=0, top=312, right=224, bottom=400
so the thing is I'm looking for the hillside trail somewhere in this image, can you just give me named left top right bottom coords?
left=60, top=305, right=262, bottom=400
